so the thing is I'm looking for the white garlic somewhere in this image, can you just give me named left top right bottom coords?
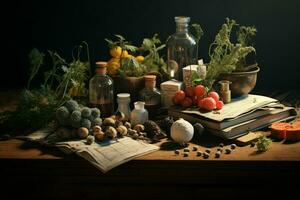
left=171, top=118, right=194, bottom=145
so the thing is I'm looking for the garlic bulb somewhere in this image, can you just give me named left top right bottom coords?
left=171, top=118, right=194, bottom=145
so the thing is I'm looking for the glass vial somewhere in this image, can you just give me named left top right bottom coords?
left=166, top=16, right=198, bottom=81
left=116, top=93, right=131, bottom=121
left=130, top=101, right=148, bottom=126
left=89, top=61, right=114, bottom=117
left=139, top=75, right=161, bottom=118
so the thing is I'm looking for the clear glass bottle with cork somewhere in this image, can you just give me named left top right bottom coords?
left=89, top=61, right=114, bottom=117
left=139, top=75, right=161, bottom=118
left=166, top=16, right=198, bottom=81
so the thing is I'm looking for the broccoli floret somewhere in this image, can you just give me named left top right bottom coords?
left=81, top=118, right=91, bottom=129
left=65, top=100, right=79, bottom=112
left=92, top=117, right=102, bottom=126
left=56, top=106, right=70, bottom=125
left=70, top=110, right=81, bottom=123
left=91, top=107, right=101, bottom=118
left=81, top=107, right=91, bottom=118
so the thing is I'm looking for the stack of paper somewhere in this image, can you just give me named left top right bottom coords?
left=168, top=94, right=297, bottom=139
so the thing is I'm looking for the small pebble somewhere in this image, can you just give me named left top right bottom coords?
left=205, top=149, right=211, bottom=154
left=203, top=152, right=210, bottom=159
left=183, top=148, right=190, bottom=152
left=86, top=135, right=95, bottom=145
left=197, top=151, right=203, bottom=156
left=231, top=144, right=237, bottom=149
left=174, top=150, right=180, bottom=155
left=250, top=141, right=256, bottom=147
left=225, top=148, right=232, bottom=154
left=183, top=152, right=189, bottom=157
left=215, top=151, right=221, bottom=158
left=192, top=146, right=198, bottom=151
left=219, top=143, right=224, bottom=147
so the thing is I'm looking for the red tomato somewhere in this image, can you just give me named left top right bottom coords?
left=208, top=91, right=220, bottom=102
left=199, top=97, right=216, bottom=111
left=172, top=96, right=181, bottom=105
left=194, top=85, right=206, bottom=98
left=174, top=90, right=185, bottom=101
left=181, top=97, right=193, bottom=108
left=216, top=100, right=224, bottom=110
left=185, top=86, right=195, bottom=98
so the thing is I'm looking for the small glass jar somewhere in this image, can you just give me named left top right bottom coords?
left=130, top=101, right=148, bottom=126
left=139, top=75, right=161, bottom=118
left=89, top=61, right=114, bottom=117
left=116, top=93, right=131, bottom=121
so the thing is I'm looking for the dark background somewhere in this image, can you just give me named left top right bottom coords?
left=2, top=0, right=300, bottom=90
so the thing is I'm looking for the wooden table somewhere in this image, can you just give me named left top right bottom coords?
left=1, top=136, right=300, bottom=199
left=1, top=90, right=300, bottom=199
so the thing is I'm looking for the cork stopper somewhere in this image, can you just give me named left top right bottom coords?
left=144, top=75, right=156, bottom=81
left=144, top=75, right=156, bottom=89
left=95, top=61, right=107, bottom=75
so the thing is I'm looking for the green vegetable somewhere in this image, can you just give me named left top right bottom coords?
left=256, top=136, right=272, bottom=152
left=91, top=108, right=101, bottom=118
left=81, top=118, right=91, bottom=129
left=70, top=110, right=81, bottom=123
left=92, top=118, right=102, bottom=126
left=81, top=107, right=91, bottom=118
left=65, top=100, right=79, bottom=113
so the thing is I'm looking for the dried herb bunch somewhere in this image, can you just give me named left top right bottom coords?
left=195, top=18, right=257, bottom=90
left=0, top=42, right=91, bottom=135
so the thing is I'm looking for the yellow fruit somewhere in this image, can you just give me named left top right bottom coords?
left=125, top=54, right=134, bottom=59
left=110, top=46, right=122, bottom=58
left=107, top=59, right=120, bottom=75
left=135, top=55, right=144, bottom=62
left=108, top=57, right=120, bottom=64
left=121, top=50, right=129, bottom=58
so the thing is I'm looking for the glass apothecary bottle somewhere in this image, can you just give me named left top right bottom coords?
left=166, top=16, right=198, bottom=81
left=139, top=75, right=161, bottom=118
left=116, top=93, right=131, bottom=121
left=130, top=101, right=148, bottom=126
left=89, top=61, right=114, bottom=117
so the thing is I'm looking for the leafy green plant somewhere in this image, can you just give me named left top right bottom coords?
left=200, top=18, right=256, bottom=90
left=140, top=34, right=168, bottom=79
left=190, top=23, right=204, bottom=43
left=256, top=135, right=272, bottom=152
left=0, top=42, right=91, bottom=136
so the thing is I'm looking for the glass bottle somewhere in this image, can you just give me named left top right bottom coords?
left=89, top=61, right=114, bottom=117
left=166, top=16, right=198, bottom=81
left=116, top=93, right=131, bottom=121
left=130, top=101, right=148, bottom=126
left=139, top=75, right=161, bottom=118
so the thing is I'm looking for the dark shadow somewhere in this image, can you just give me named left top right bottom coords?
left=19, top=140, right=65, bottom=157
left=249, top=150, right=266, bottom=156
left=282, top=140, right=299, bottom=144
left=159, top=140, right=187, bottom=151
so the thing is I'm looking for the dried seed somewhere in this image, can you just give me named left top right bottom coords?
left=197, top=151, right=203, bottom=156
left=183, top=148, right=190, bottom=152
left=192, top=146, right=198, bottom=151
left=183, top=152, right=189, bottom=157
left=216, top=147, right=223, bottom=153
left=219, top=143, right=224, bottom=147
left=174, top=150, right=180, bottom=154
left=231, top=144, right=237, bottom=149
left=215, top=151, right=221, bottom=158
left=225, top=148, right=232, bottom=154
left=205, top=149, right=211, bottom=154
left=203, top=152, right=210, bottom=159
